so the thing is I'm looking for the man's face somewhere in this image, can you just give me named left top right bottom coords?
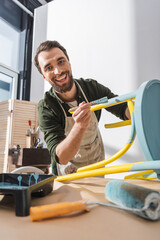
left=38, top=47, right=73, bottom=93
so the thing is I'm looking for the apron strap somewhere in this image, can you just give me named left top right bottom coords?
left=75, top=80, right=89, bottom=103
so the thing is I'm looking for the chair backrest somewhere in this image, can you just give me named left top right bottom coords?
left=135, top=79, right=160, bottom=161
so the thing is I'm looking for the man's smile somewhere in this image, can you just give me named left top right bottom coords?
left=50, top=70, right=74, bottom=93
left=55, top=73, right=67, bottom=83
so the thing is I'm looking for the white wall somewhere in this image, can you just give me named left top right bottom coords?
left=31, top=0, right=160, bottom=178
left=30, top=4, right=48, bottom=103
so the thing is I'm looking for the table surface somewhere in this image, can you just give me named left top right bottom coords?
left=0, top=177, right=160, bottom=240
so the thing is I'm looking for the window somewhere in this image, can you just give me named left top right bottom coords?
left=0, top=64, right=18, bottom=102
left=0, top=18, right=20, bottom=71
left=0, top=0, right=52, bottom=100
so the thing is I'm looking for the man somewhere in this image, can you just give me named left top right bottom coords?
left=34, top=40, right=130, bottom=175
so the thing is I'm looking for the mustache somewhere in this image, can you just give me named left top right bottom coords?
left=51, top=71, right=68, bottom=81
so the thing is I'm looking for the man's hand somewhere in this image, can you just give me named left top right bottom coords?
left=72, top=101, right=91, bottom=129
left=56, top=101, right=91, bottom=165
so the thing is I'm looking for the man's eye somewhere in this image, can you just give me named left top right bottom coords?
left=47, top=66, right=53, bottom=71
left=58, top=60, right=65, bottom=65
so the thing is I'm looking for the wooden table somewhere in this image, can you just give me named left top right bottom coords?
left=0, top=177, right=160, bottom=240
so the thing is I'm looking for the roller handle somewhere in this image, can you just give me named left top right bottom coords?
left=30, top=201, right=87, bottom=221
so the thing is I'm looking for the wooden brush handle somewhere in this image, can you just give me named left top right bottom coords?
left=68, top=106, right=78, bottom=113
left=30, top=201, right=87, bottom=221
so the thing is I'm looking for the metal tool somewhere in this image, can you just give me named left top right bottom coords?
left=8, top=145, right=21, bottom=166
left=32, top=136, right=40, bottom=148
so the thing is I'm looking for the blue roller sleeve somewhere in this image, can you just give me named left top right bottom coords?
left=105, top=180, right=160, bottom=220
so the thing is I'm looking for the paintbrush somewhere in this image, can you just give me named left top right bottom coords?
left=68, top=96, right=108, bottom=113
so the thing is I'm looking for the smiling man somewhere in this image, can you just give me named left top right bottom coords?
left=35, top=40, right=130, bottom=176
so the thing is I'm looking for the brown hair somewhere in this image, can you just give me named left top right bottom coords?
left=34, top=40, right=69, bottom=74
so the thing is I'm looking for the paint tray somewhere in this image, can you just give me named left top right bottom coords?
left=0, top=173, right=56, bottom=217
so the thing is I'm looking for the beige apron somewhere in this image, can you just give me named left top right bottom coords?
left=57, top=83, right=105, bottom=175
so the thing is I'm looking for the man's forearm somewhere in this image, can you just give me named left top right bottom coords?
left=56, top=122, right=87, bottom=165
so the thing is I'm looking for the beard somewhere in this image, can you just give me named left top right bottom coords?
left=51, top=71, right=74, bottom=93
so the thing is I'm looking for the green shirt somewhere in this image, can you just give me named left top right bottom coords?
left=38, top=78, right=128, bottom=174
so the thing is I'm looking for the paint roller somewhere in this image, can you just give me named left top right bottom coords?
left=105, top=180, right=160, bottom=221
left=30, top=199, right=131, bottom=221
left=30, top=180, right=160, bottom=221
